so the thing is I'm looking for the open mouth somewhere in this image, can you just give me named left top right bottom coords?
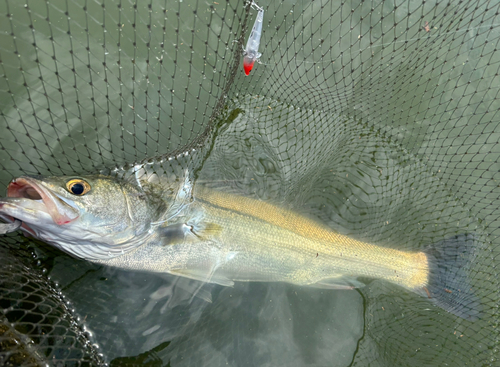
left=6, top=177, right=79, bottom=225
left=8, top=178, right=44, bottom=201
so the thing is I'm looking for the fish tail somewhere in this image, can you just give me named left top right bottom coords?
left=418, top=233, right=481, bottom=320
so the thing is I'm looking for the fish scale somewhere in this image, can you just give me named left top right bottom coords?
left=195, top=187, right=429, bottom=289
left=0, top=174, right=481, bottom=319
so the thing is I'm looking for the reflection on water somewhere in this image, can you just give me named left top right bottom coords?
left=42, top=95, right=486, bottom=366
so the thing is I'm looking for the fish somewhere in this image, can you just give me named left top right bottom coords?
left=243, top=2, right=264, bottom=75
left=0, top=174, right=481, bottom=320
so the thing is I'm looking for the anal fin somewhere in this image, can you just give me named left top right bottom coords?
left=169, top=268, right=234, bottom=287
left=309, top=276, right=365, bottom=290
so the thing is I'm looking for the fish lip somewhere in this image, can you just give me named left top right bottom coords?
left=7, top=177, right=80, bottom=225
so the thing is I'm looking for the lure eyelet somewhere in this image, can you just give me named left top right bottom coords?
left=66, top=179, right=91, bottom=196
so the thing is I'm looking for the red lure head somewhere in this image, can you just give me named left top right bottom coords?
left=243, top=57, right=255, bottom=75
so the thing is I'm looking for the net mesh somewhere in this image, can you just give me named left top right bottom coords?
left=0, top=0, right=499, bottom=366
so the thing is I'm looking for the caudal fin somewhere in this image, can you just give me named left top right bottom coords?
left=417, top=234, right=481, bottom=320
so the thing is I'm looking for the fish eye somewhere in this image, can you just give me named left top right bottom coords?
left=66, top=179, right=91, bottom=196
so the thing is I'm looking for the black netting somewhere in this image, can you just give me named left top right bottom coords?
left=0, top=0, right=499, bottom=366
left=0, top=236, right=103, bottom=366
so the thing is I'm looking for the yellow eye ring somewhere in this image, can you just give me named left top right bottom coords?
left=66, top=179, right=91, bottom=196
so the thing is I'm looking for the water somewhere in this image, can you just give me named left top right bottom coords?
left=1, top=0, right=499, bottom=365
left=36, top=94, right=488, bottom=366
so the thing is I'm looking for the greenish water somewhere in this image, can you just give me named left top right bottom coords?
left=0, top=0, right=499, bottom=366
left=0, top=0, right=239, bottom=180
left=37, top=94, right=491, bottom=366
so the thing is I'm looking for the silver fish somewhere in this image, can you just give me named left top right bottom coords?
left=0, top=174, right=480, bottom=320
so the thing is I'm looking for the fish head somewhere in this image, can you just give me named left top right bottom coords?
left=0, top=175, right=158, bottom=260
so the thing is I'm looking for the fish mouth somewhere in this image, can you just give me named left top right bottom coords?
left=4, top=177, right=79, bottom=226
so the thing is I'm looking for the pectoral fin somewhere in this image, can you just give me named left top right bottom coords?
left=191, top=222, right=222, bottom=239
left=159, top=222, right=222, bottom=245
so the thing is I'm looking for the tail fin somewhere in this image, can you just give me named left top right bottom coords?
left=418, top=234, right=481, bottom=320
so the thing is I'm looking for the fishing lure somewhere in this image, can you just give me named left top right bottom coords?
left=243, top=2, right=264, bottom=75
